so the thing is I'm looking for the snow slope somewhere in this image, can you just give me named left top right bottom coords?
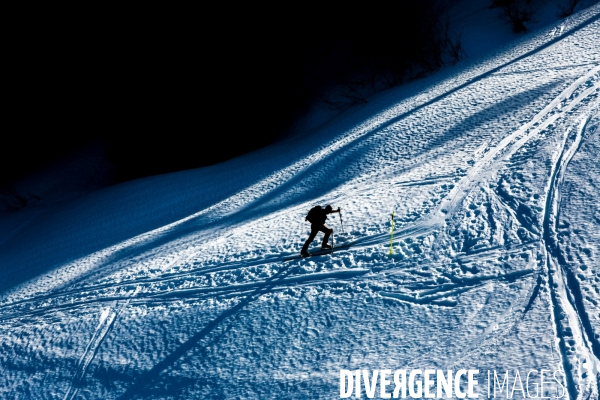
left=1, top=5, right=599, bottom=399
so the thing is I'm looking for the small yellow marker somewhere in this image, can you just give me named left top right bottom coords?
left=389, top=211, right=395, bottom=255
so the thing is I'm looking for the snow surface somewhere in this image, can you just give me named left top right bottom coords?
left=1, top=4, right=599, bottom=399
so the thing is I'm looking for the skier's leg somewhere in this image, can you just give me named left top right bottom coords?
left=302, top=225, right=319, bottom=253
left=321, top=225, right=334, bottom=247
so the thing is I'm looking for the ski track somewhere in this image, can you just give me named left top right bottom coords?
left=541, top=115, right=600, bottom=400
left=62, top=303, right=120, bottom=400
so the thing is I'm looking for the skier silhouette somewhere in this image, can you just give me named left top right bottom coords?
left=301, top=205, right=340, bottom=257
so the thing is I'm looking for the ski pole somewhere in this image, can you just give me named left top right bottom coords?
left=339, top=208, right=344, bottom=233
left=332, top=232, right=334, bottom=256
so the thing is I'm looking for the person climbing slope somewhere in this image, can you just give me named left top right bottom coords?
left=301, top=205, right=341, bottom=257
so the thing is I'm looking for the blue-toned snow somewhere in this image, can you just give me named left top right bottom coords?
left=1, top=4, right=599, bottom=399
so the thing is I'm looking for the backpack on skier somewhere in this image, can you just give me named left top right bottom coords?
left=305, top=205, right=333, bottom=224
left=305, top=206, right=322, bottom=223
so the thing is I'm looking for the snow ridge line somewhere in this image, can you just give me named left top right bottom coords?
left=542, top=116, right=600, bottom=400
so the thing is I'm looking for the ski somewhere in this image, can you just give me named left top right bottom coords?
left=283, top=242, right=356, bottom=261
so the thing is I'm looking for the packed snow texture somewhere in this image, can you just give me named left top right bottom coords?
left=1, top=5, right=599, bottom=400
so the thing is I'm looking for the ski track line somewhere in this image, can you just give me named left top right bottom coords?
left=9, top=240, right=530, bottom=323
left=143, top=268, right=370, bottom=299
left=441, top=66, right=600, bottom=219
left=0, top=268, right=369, bottom=323
left=456, top=240, right=538, bottom=262
left=57, top=245, right=193, bottom=295
left=447, top=255, right=543, bottom=369
left=445, top=278, right=534, bottom=368
left=0, top=221, right=541, bottom=322
left=0, top=229, right=423, bottom=321
left=541, top=115, right=600, bottom=400
left=380, top=268, right=534, bottom=306
left=0, top=248, right=295, bottom=313
left=1, top=217, right=436, bottom=317
left=0, top=245, right=318, bottom=316
left=0, top=243, right=327, bottom=315
left=61, top=298, right=131, bottom=400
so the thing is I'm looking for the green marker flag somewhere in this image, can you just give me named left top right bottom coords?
left=389, top=211, right=395, bottom=255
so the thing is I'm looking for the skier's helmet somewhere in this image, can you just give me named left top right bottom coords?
left=325, top=205, right=333, bottom=212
